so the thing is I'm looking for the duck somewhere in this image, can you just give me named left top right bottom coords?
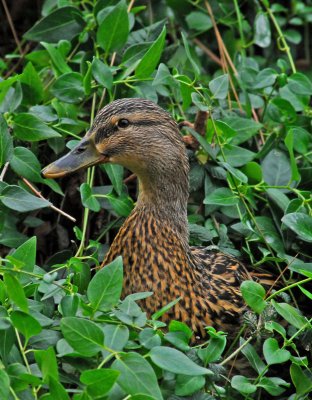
left=42, top=98, right=273, bottom=339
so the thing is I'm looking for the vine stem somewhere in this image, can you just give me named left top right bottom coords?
left=261, top=0, right=296, bottom=73
left=266, top=277, right=312, bottom=301
left=220, top=335, right=253, bottom=366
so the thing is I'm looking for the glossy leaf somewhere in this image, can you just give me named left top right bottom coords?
left=241, top=281, right=267, bottom=314
left=204, top=188, right=239, bottom=206
left=87, top=256, right=123, bottom=312
left=10, top=147, right=42, bottom=182
left=263, top=338, right=291, bottom=365
left=24, top=6, right=84, bottom=42
left=91, top=58, right=113, bottom=90
left=0, top=116, right=13, bottom=167
left=97, top=0, right=129, bottom=52
left=60, top=317, right=104, bottom=356
left=135, top=25, right=166, bottom=79
left=10, top=310, right=42, bottom=342
left=150, top=346, right=212, bottom=376
left=0, top=185, right=51, bottom=212
left=282, top=213, right=312, bottom=243
left=113, top=352, right=163, bottom=400
left=80, top=369, right=120, bottom=397
left=80, top=183, right=101, bottom=212
left=4, top=273, right=28, bottom=313
left=209, top=74, right=229, bottom=99
left=51, top=72, right=84, bottom=104
left=13, top=113, right=61, bottom=141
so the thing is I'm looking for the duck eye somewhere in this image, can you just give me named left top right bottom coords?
left=117, top=119, right=130, bottom=128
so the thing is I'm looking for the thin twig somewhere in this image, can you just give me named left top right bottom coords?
left=193, top=38, right=222, bottom=66
left=1, top=0, right=22, bottom=54
left=22, top=178, right=76, bottom=223
left=0, top=162, right=10, bottom=181
left=220, top=335, right=253, bottom=366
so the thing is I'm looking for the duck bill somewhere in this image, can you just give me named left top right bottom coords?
left=42, top=138, right=107, bottom=179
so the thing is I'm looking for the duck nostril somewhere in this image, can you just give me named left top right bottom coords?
left=75, top=146, right=86, bottom=154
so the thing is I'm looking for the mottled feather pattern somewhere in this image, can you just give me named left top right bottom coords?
left=104, top=208, right=260, bottom=339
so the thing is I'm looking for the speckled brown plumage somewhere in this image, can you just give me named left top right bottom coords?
left=43, top=98, right=274, bottom=339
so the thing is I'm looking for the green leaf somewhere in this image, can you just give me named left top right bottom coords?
left=241, top=161, right=262, bottom=183
left=219, top=162, right=248, bottom=183
left=254, top=216, right=285, bottom=254
left=284, top=129, right=300, bottom=182
left=267, top=97, right=297, bottom=124
left=135, top=25, right=166, bottom=79
left=272, top=300, right=307, bottom=329
left=288, top=72, right=312, bottom=95
left=240, top=337, right=266, bottom=374
left=49, top=377, right=70, bottom=400
left=241, top=281, right=267, bottom=314
left=197, top=330, right=227, bottom=364
left=290, top=364, right=312, bottom=397
left=91, top=58, right=113, bottom=90
left=231, top=375, right=257, bottom=394
left=24, top=6, right=84, bottom=42
left=10, top=310, right=42, bottom=342
left=282, top=212, right=312, bottom=243
left=139, top=328, right=161, bottom=349
left=0, top=369, right=10, bottom=399
left=13, top=113, right=61, bottom=141
left=254, top=12, right=271, bottom=47
left=80, top=183, right=101, bottom=212
left=60, top=317, right=104, bottom=357
left=181, top=32, right=200, bottom=77
left=11, top=236, right=37, bottom=276
left=80, top=369, right=120, bottom=397
left=0, top=185, right=51, bottom=212
left=97, top=0, right=129, bottom=53
left=10, top=147, right=42, bottom=182
left=291, top=127, right=310, bottom=154
left=263, top=338, right=291, bottom=365
left=223, top=116, right=262, bottom=145
left=0, top=116, right=13, bottom=167
left=150, top=346, right=212, bottom=376
left=41, top=42, right=71, bottom=74
left=266, top=188, right=290, bottom=212
left=35, top=347, right=59, bottom=382
left=209, top=74, right=229, bottom=99
left=105, top=192, right=134, bottom=217
left=19, top=62, right=43, bottom=105
left=204, top=188, right=239, bottom=206
left=87, top=256, right=123, bottom=312
left=0, top=81, right=22, bottom=113
left=103, top=324, right=129, bottom=352
left=262, top=149, right=291, bottom=186
left=102, top=164, right=124, bottom=196
left=258, top=377, right=289, bottom=396
left=51, top=73, right=84, bottom=104
left=175, top=375, right=205, bottom=396
left=285, top=29, right=302, bottom=44
left=113, top=352, right=163, bottom=400
left=253, top=68, right=277, bottom=89
left=186, top=11, right=212, bottom=32
left=4, top=273, right=28, bottom=312
left=222, top=145, right=255, bottom=167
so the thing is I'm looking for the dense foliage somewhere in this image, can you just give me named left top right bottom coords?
left=0, top=0, right=312, bottom=399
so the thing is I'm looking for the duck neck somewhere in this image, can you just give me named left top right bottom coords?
left=135, top=160, right=190, bottom=250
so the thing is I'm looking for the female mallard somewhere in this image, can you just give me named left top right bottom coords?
left=43, top=98, right=271, bottom=339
